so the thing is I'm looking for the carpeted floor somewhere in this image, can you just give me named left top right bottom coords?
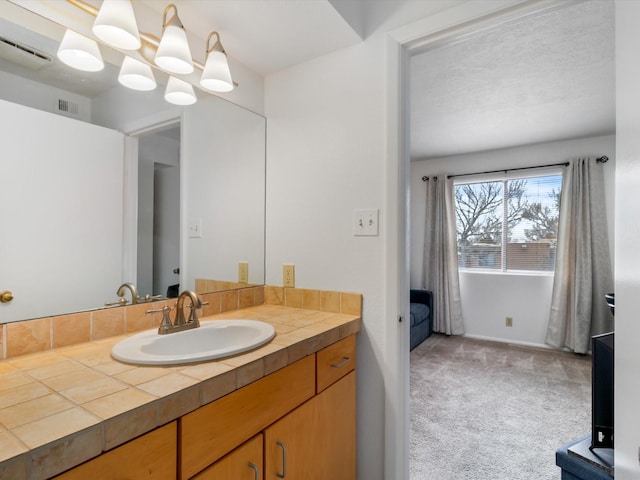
left=410, top=334, right=592, bottom=479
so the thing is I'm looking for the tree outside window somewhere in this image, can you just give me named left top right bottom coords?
left=454, top=174, right=563, bottom=272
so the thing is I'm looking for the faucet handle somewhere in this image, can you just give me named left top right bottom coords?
left=146, top=305, right=173, bottom=315
left=147, top=305, right=174, bottom=335
left=105, top=297, right=128, bottom=307
left=137, top=294, right=165, bottom=303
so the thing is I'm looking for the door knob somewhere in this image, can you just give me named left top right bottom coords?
left=0, top=291, right=14, bottom=303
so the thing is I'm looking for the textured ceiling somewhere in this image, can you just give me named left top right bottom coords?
left=410, top=0, right=615, bottom=160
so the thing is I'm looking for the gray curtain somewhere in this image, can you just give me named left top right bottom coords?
left=422, top=174, right=464, bottom=335
left=546, top=158, right=613, bottom=353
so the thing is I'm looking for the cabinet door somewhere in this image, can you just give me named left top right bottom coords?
left=192, top=434, right=263, bottom=480
left=53, top=422, right=177, bottom=480
left=181, top=355, right=315, bottom=479
left=264, top=371, right=356, bottom=480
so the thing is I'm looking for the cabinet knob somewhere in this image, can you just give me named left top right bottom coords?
left=0, top=291, right=14, bottom=303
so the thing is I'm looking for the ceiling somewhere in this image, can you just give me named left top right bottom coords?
left=410, top=0, right=615, bottom=160
left=2, top=0, right=615, bottom=158
left=136, top=0, right=364, bottom=77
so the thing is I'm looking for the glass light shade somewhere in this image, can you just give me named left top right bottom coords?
left=118, top=56, right=156, bottom=91
left=155, top=24, right=193, bottom=74
left=92, top=0, right=141, bottom=50
left=164, top=76, right=196, bottom=105
left=57, top=29, right=104, bottom=72
left=200, top=50, right=234, bottom=93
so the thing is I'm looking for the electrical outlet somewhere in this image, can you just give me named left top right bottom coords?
left=238, top=262, right=249, bottom=283
left=283, top=264, right=295, bottom=288
left=506, top=316, right=513, bottom=327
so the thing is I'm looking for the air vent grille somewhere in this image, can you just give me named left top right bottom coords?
left=56, top=98, right=80, bottom=117
left=0, top=35, right=52, bottom=70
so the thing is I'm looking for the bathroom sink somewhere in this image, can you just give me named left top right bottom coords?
left=111, top=319, right=276, bottom=365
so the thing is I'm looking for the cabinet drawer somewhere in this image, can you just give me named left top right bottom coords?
left=53, top=422, right=177, bottom=480
left=191, top=434, right=263, bottom=480
left=316, top=335, right=356, bottom=393
left=180, top=355, right=315, bottom=479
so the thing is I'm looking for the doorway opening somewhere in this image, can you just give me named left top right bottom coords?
left=135, top=122, right=181, bottom=299
left=402, top=1, right=613, bottom=478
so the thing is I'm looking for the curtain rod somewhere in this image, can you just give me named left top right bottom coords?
left=421, top=156, right=609, bottom=181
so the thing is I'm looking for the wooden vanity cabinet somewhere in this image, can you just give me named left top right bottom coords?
left=52, top=421, right=177, bottom=480
left=182, top=334, right=357, bottom=480
left=45, top=334, right=357, bottom=480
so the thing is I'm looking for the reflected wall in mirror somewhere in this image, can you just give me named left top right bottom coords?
left=0, top=2, right=266, bottom=324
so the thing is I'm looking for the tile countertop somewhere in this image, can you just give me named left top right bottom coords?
left=0, top=305, right=361, bottom=480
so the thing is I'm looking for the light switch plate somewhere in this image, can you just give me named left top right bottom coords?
left=353, top=209, right=379, bottom=236
left=188, top=218, right=202, bottom=238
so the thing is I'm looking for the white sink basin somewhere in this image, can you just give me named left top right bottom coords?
left=111, top=319, right=276, bottom=365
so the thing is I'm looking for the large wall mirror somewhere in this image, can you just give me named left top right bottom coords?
left=0, top=1, right=266, bottom=324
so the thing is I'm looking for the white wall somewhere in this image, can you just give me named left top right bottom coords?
left=410, top=135, right=616, bottom=346
left=183, top=95, right=266, bottom=290
left=265, top=36, right=389, bottom=480
left=614, top=1, right=640, bottom=478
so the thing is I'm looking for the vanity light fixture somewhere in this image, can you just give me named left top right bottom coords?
left=118, top=56, right=157, bottom=91
left=165, top=75, right=197, bottom=105
left=154, top=4, right=194, bottom=75
left=200, top=31, right=234, bottom=93
left=92, top=0, right=141, bottom=50
left=57, top=29, right=104, bottom=72
left=62, top=0, right=239, bottom=102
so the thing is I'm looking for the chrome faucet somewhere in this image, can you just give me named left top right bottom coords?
left=117, top=282, right=139, bottom=305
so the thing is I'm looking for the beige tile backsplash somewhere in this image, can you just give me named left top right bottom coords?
left=0, top=286, right=362, bottom=361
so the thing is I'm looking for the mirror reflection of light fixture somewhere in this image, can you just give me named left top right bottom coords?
left=200, top=31, right=234, bottom=93
left=155, top=4, right=194, bottom=75
left=92, top=0, right=141, bottom=50
left=57, top=29, right=104, bottom=72
left=118, top=56, right=157, bottom=91
left=165, top=76, right=197, bottom=105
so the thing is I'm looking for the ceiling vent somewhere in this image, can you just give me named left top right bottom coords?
left=0, top=35, right=53, bottom=71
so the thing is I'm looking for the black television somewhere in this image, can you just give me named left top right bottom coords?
left=591, top=332, right=614, bottom=450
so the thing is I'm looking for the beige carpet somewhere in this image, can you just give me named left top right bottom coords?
left=410, top=334, right=591, bottom=479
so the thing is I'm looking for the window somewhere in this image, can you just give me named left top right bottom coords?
left=454, top=172, right=563, bottom=272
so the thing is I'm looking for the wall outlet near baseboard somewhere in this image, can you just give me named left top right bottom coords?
left=505, top=317, right=513, bottom=327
